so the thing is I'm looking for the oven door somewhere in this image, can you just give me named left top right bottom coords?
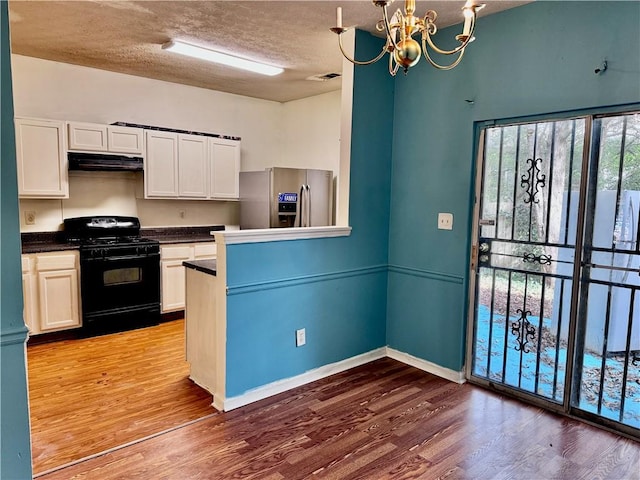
left=80, top=252, right=160, bottom=330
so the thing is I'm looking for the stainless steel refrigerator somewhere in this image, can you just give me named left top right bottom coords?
left=239, top=167, right=333, bottom=229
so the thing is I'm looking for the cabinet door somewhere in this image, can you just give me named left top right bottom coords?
left=15, top=118, right=68, bottom=198
left=178, top=134, right=208, bottom=198
left=68, top=122, right=108, bottom=151
left=161, top=260, right=188, bottom=312
left=22, top=273, right=38, bottom=334
left=209, top=138, right=240, bottom=199
left=108, top=126, right=144, bottom=154
left=38, top=269, right=80, bottom=332
left=22, top=256, right=39, bottom=334
left=145, top=131, right=179, bottom=198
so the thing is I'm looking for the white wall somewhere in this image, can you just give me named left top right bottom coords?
left=11, top=55, right=342, bottom=231
left=280, top=90, right=341, bottom=177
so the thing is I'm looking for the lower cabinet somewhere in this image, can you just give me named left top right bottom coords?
left=22, top=251, right=81, bottom=335
left=160, top=242, right=216, bottom=313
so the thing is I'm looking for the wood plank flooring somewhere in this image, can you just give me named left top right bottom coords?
left=36, top=357, right=639, bottom=480
left=27, top=320, right=216, bottom=475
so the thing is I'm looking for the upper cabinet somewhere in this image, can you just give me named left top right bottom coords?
left=68, top=122, right=144, bottom=155
left=145, top=130, right=179, bottom=198
left=178, top=134, right=208, bottom=198
left=15, top=117, right=68, bottom=198
left=145, top=130, right=240, bottom=200
left=209, top=138, right=241, bottom=199
left=15, top=117, right=239, bottom=201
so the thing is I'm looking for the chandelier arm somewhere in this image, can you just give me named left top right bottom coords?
left=381, top=6, right=401, bottom=52
left=338, top=33, right=389, bottom=66
left=388, top=53, right=400, bottom=76
left=422, top=13, right=476, bottom=56
left=421, top=43, right=466, bottom=70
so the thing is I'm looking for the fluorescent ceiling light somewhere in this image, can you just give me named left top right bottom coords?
left=162, top=40, right=283, bottom=77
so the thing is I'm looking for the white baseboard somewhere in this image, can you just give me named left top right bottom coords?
left=386, top=347, right=466, bottom=384
left=221, top=346, right=466, bottom=411
left=222, top=347, right=387, bottom=411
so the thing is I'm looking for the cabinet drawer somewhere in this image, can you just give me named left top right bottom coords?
left=160, top=245, right=192, bottom=260
left=194, top=243, right=216, bottom=258
left=22, top=256, right=32, bottom=273
left=36, top=254, right=77, bottom=271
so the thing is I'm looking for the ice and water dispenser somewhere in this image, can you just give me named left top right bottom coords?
left=277, top=192, right=297, bottom=227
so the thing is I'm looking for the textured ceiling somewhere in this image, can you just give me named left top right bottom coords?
left=8, top=0, right=529, bottom=103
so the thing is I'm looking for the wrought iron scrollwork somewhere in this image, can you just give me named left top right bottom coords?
left=511, top=309, right=536, bottom=353
left=520, top=158, right=546, bottom=204
left=632, top=353, right=640, bottom=367
left=523, top=252, right=552, bottom=265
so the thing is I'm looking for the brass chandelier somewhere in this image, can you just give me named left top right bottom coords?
left=330, top=0, right=485, bottom=75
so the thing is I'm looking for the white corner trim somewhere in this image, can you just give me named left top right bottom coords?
left=386, top=347, right=466, bottom=384
left=216, top=226, right=352, bottom=245
left=212, top=396, right=224, bottom=412
left=222, top=347, right=386, bottom=411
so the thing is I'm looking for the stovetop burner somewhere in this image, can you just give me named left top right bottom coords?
left=64, top=216, right=160, bottom=257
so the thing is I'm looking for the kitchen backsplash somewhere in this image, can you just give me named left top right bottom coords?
left=19, top=172, right=239, bottom=232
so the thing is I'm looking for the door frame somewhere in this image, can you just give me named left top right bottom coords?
left=464, top=105, right=640, bottom=439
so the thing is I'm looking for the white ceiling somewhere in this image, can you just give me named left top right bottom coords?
left=8, top=1, right=529, bottom=103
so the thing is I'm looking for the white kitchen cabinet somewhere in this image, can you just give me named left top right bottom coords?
left=15, top=117, right=68, bottom=198
left=21, top=257, right=37, bottom=334
left=67, top=122, right=108, bottom=151
left=208, top=138, right=240, bottom=199
left=160, top=242, right=217, bottom=313
left=22, top=251, right=81, bottom=335
left=144, top=130, right=240, bottom=200
left=107, top=125, right=144, bottom=154
left=145, top=130, right=179, bottom=198
left=68, top=122, right=144, bottom=155
left=178, top=134, right=208, bottom=198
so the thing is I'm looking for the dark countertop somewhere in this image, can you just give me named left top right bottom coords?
left=183, top=259, right=217, bottom=276
left=21, top=225, right=225, bottom=253
left=21, top=241, right=79, bottom=254
left=141, top=225, right=224, bottom=244
left=21, top=232, right=79, bottom=254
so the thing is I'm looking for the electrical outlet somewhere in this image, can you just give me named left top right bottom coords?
left=296, top=328, right=306, bottom=347
left=438, top=212, right=453, bottom=230
left=25, top=211, right=36, bottom=225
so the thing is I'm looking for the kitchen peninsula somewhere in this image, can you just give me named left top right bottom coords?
left=182, top=226, right=351, bottom=412
left=183, top=253, right=226, bottom=411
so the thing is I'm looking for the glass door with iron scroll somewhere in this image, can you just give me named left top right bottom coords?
left=469, top=112, right=640, bottom=436
left=469, top=118, right=586, bottom=409
left=573, top=112, right=640, bottom=433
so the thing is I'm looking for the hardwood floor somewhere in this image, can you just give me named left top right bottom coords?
left=36, top=357, right=639, bottom=480
left=27, top=320, right=216, bottom=475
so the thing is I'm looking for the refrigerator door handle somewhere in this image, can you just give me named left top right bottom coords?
left=306, top=184, right=311, bottom=227
left=298, top=185, right=305, bottom=227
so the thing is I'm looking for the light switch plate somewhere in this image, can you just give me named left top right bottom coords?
left=438, top=213, right=453, bottom=230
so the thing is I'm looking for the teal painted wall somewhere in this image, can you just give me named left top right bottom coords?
left=0, top=1, right=34, bottom=477
left=386, top=1, right=640, bottom=370
left=225, top=30, right=394, bottom=397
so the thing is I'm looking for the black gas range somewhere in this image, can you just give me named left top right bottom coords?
left=64, top=216, right=160, bottom=336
